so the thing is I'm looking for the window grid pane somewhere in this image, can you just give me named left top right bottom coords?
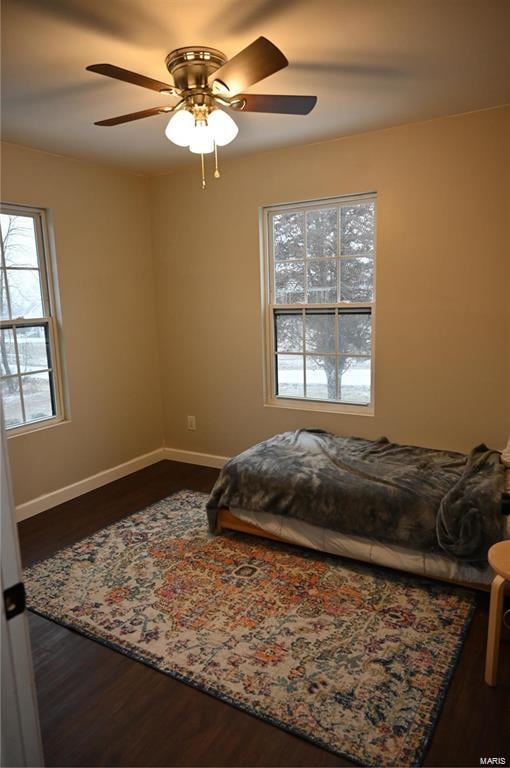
left=0, top=213, right=39, bottom=267
left=305, top=208, right=338, bottom=260
left=11, top=325, right=26, bottom=422
left=339, top=356, right=371, bottom=405
left=1, top=269, right=11, bottom=319
left=272, top=211, right=305, bottom=261
left=340, top=203, right=375, bottom=256
left=22, top=370, right=55, bottom=423
left=5, top=267, right=44, bottom=319
left=1, top=376, right=24, bottom=428
left=16, top=324, right=52, bottom=372
left=276, top=353, right=304, bottom=398
left=0, top=327, right=15, bottom=376
left=274, top=261, right=305, bottom=304
left=306, top=355, right=335, bottom=400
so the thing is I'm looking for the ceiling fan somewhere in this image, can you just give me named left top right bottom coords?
left=86, top=37, right=317, bottom=186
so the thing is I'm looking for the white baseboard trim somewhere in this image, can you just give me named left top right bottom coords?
left=164, top=447, right=229, bottom=469
left=16, top=448, right=167, bottom=522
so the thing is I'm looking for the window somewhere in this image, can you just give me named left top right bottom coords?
left=0, top=204, right=64, bottom=432
left=262, top=193, right=375, bottom=412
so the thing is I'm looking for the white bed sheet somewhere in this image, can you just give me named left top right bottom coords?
left=229, top=507, right=510, bottom=588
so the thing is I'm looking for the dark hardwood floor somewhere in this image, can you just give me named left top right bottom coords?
left=18, top=461, right=509, bottom=767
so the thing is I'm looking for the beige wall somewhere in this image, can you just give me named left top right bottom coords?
left=1, top=143, right=163, bottom=504
left=3, top=107, right=509, bottom=507
left=150, top=106, right=510, bottom=457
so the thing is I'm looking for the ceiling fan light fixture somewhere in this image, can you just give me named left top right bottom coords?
left=165, top=109, right=193, bottom=146
left=208, top=109, right=239, bottom=146
left=189, top=123, right=215, bottom=154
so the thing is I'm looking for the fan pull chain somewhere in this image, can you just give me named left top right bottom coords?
left=201, top=153, right=206, bottom=190
left=214, top=142, right=220, bottom=179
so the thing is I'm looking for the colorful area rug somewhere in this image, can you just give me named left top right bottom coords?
left=25, top=490, right=475, bottom=766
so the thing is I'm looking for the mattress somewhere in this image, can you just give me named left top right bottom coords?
left=228, top=506, right=510, bottom=588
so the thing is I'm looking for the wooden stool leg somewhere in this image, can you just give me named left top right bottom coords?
left=485, top=574, right=506, bottom=686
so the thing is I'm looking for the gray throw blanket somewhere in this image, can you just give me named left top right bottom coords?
left=206, top=430, right=504, bottom=565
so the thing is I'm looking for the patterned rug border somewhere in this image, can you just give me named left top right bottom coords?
left=25, top=490, right=478, bottom=767
left=409, top=597, right=476, bottom=765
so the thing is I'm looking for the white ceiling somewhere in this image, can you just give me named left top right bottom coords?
left=2, top=0, right=509, bottom=175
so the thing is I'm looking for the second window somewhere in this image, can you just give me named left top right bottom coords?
left=264, top=194, right=376, bottom=410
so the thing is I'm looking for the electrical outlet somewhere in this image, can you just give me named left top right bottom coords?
left=187, top=415, right=196, bottom=431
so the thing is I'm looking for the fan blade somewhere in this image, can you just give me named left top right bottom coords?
left=234, top=93, right=317, bottom=114
left=86, top=64, right=177, bottom=94
left=94, top=107, right=171, bottom=126
left=209, top=37, right=288, bottom=95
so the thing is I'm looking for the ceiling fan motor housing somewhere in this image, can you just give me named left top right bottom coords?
left=165, top=47, right=226, bottom=91
left=87, top=37, right=316, bottom=129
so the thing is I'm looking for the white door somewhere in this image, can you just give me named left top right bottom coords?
left=1, top=411, right=44, bottom=767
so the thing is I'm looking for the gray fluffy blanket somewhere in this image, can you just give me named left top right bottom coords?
left=206, top=430, right=504, bottom=565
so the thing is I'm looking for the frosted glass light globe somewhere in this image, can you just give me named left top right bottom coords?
left=208, top=109, right=239, bottom=146
left=189, top=123, right=214, bottom=154
left=165, top=110, right=193, bottom=146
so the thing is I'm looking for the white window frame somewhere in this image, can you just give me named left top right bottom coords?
left=261, top=192, right=376, bottom=416
left=0, top=203, right=65, bottom=435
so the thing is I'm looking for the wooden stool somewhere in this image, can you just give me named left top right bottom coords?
left=485, top=540, right=510, bottom=685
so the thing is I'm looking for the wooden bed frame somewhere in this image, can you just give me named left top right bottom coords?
left=217, top=508, right=291, bottom=542
left=216, top=508, right=494, bottom=593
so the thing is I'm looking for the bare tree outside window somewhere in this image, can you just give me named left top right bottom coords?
left=266, top=196, right=375, bottom=408
left=0, top=206, right=61, bottom=430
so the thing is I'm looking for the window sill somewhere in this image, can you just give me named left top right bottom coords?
left=6, top=416, right=69, bottom=439
left=265, top=397, right=374, bottom=417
